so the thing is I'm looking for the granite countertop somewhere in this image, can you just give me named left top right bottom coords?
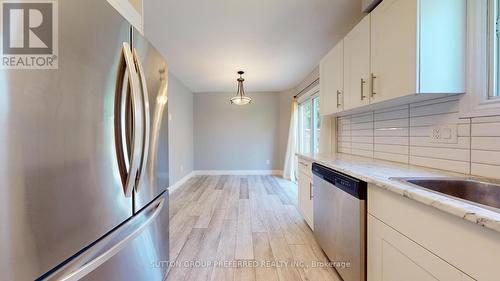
left=297, top=153, right=500, bottom=234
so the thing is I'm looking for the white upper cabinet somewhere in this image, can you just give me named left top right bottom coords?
left=344, top=15, right=371, bottom=110
left=320, top=41, right=344, bottom=116
left=370, top=0, right=466, bottom=104
left=320, top=0, right=466, bottom=115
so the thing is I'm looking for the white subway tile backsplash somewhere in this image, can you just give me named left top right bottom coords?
left=338, top=136, right=351, bottom=143
left=410, top=146, right=470, bottom=162
left=471, top=150, right=500, bottom=166
left=471, top=123, right=500, bottom=137
left=337, top=96, right=500, bottom=178
left=374, top=128, right=409, bottom=137
left=351, top=122, right=374, bottom=130
left=351, top=149, right=374, bottom=158
left=374, top=151, right=409, bottom=164
left=338, top=147, right=352, bottom=154
left=374, top=136, right=409, bottom=145
left=470, top=117, right=500, bottom=179
left=374, top=118, right=408, bottom=129
left=352, top=142, right=374, bottom=151
left=470, top=115, right=500, bottom=123
left=409, top=155, right=470, bottom=174
left=409, top=124, right=470, bottom=137
left=471, top=163, right=500, bottom=179
left=410, top=136, right=470, bottom=149
left=351, top=136, right=374, bottom=143
left=471, top=137, right=500, bottom=151
left=351, top=129, right=375, bottom=137
left=375, top=144, right=408, bottom=154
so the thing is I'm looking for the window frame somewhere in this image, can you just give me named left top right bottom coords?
left=297, top=86, right=320, bottom=154
left=298, top=99, right=312, bottom=154
left=461, top=0, right=500, bottom=117
left=489, top=0, right=500, bottom=98
left=312, top=95, right=321, bottom=154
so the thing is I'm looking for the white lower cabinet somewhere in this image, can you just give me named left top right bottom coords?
left=367, top=185, right=500, bottom=281
left=368, top=214, right=473, bottom=281
left=297, top=160, right=314, bottom=229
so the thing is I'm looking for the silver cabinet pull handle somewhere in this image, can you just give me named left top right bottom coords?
left=336, top=90, right=342, bottom=108
left=370, top=73, right=377, bottom=97
left=309, top=182, right=313, bottom=200
left=44, top=194, right=166, bottom=281
left=132, top=48, right=151, bottom=192
left=115, top=42, right=144, bottom=198
left=360, top=78, right=367, bottom=100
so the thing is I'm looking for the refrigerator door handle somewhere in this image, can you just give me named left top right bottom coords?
left=115, top=42, right=144, bottom=197
left=132, top=48, right=150, bottom=192
left=43, top=194, right=166, bottom=281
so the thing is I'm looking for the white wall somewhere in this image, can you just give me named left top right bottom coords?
left=191, top=68, right=322, bottom=173
left=194, top=92, right=282, bottom=171
left=168, top=73, right=194, bottom=184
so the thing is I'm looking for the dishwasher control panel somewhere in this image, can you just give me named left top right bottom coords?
left=312, top=163, right=367, bottom=200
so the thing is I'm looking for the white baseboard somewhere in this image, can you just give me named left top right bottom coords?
left=167, top=170, right=284, bottom=194
left=194, top=170, right=283, bottom=176
left=168, top=171, right=195, bottom=194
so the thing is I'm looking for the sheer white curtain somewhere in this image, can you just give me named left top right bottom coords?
left=283, top=98, right=298, bottom=181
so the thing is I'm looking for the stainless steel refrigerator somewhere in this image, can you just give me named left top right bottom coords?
left=0, top=0, right=170, bottom=280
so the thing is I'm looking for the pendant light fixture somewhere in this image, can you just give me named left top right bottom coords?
left=230, top=71, right=252, bottom=105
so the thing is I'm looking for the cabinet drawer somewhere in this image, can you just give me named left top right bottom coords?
left=298, top=159, right=313, bottom=178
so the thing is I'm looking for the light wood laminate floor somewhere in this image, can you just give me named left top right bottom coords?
left=166, top=175, right=341, bottom=281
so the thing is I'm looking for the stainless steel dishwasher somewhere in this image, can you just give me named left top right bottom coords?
left=312, top=163, right=367, bottom=281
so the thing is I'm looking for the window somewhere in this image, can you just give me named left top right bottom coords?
left=298, top=100, right=312, bottom=154
left=490, top=0, right=500, bottom=98
left=461, top=0, right=500, bottom=117
left=313, top=96, right=321, bottom=153
left=298, top=94, right=321, bottom=154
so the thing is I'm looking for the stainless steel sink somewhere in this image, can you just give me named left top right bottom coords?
left=392, top=177, right=500, bottom=210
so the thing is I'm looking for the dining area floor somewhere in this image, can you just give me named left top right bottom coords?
left=166, top=175, right=341, bottom=281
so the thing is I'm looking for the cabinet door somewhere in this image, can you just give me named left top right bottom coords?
left=370, top=0, right=417, bottom=104
left=320, top=41, right=344, bottom=115
left=304, top=177, right=314, bottom=228
left=368, top=215, right=469, bottom=281
left=297, top=171, right=308, bottom=217
left=344, top=15, right=371, bottom=109
left=297, top=172, right=313, bottom=228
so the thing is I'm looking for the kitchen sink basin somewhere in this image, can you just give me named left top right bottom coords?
left=392, top=177, right=500, bottom=210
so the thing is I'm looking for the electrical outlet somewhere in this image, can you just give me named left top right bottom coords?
left=266, top=160, right=270, bottom=165
left=180, top=165, right=184, bottom=172
left=430, top=125, right=458, bottom=143
left=168, top=113, right=172, bottom=121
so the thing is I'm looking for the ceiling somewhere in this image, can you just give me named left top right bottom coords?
left=144, top=0, right=363, bottom=93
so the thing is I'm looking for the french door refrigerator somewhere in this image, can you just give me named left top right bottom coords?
left=0, top=0, right=170, bottom=280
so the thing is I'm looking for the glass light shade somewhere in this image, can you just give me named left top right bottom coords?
left=230, top=96, right=252, bottom=105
